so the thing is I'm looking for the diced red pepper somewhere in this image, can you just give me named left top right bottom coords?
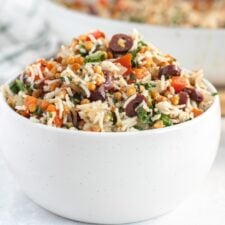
left=116, top=53, right=132, bottom=76
left=87, top=30, right=105, bottom=40
left=192, top=108, right=203, bottom=117
left=171, top=77, right=188, bottom=93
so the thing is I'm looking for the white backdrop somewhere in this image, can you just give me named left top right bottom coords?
left=0, top=0, right=59, bottom=83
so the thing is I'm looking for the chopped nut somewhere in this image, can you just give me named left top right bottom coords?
left=94, top=65, right=103, bottom=74
left=74, top=56, right=84, bottom=65
left=153, top=120, right=164, bottom=129
left=127, top=86, right=136, bottom=97
left=67, top=57, right=76, bottom=65
left=87, top=82, right=96, bottom=91
left=28, top=104, right=37, bottom=113
left=114, top=92, right=122, bottom=101
left=151, top=90, right=159, bottom=99
left=80, top=98, right=90, bottom=104
left=170, top=95, right=180, bottom=105
left=120, top=86, right=127, bottom=92
left=96, top=76, right=104, bottom=86
left=156, top=95, right=167, bottom=102
left=145, top=58, right=154, bottom=68
left=72, top=63, right=81, bottom=71
left=85, top=41, right=93, bottom=50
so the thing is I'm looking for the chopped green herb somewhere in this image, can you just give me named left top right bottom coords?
left=212, top=92, right=218, bottom=96
left=129, top=73, right=137, bottom=83
left=133, top=125, right=144, bottom=130
left=147, top=95, right=152, bottom=106
left=49, top=112, right=53, bottom=118
left=135, top=82, right=155, bottom=91
left=79, top=44, right=87, bottom=56
left=110, top=111, right=117, bottom=125
left=10, top=79, right=25, bottom=94
left=137, top=107, right=149, bottom=124
left=35, top=106, right=43, bottom=116
left=84, top=51, right=105, bottom=63
left=70, top=95, right=81, bottom=104
left=119, top=107, right=124, bottom=113
left=33, top=83, right=38, bottom=89
left=131, top=41, right=147, bottom=67
left=161, top=114, right=172, bottom=126
left=138, top=41, right=147, bottom=47
left=143, top=83, right=156, bottom=91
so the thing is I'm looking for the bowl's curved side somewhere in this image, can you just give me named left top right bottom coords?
left=45, top=0, right=225, bottom=86
left=0, top=84, right=221, bottom=224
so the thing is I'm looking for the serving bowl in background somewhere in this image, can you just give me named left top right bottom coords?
left=0, top=77, right=221, bottom=224
left=45, top=0, right=225, bottom=86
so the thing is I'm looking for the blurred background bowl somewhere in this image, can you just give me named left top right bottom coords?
left=45, top=0, right=225, bottom=86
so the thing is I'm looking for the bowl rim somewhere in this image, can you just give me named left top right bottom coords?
left=47, top=0, right=225, bottom=32
left=0, top=76, right=220, bottom=137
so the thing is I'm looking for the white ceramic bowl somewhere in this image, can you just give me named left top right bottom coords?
left=0, top=78, right=221, bottom=224
left=45, top=0, right=225, bottom=86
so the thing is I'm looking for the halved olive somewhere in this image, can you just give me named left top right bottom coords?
left=183, top=87, right=203, bottom=103
left=179, top=91, right=189, bottom=105
left=90, top=85, right=106, bottom=102
left=109, top=34, right=133, bottom=54
left=125, top=94, right=147, bottom=117
left=158, top=65, right=181, bottom=78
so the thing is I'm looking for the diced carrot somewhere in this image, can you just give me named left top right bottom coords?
left=192, top=108, right=203, bottom=117
left=41, top=101, right=49, bottom=111
left=19, top=109, right=30, bottom=118
left=24, top=96, right=38, bottom=108
left=87, top=31, right=105, bottom=40
left=171, top=77, right=188, bottom=93
left=132, top=68, right=146, bottom=79
left=116, top=53, right=132, bottom=76
left=54, top=115, right=63, bottom=127
left=46, top=104, right=57, bottom=112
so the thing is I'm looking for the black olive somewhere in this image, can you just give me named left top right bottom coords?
left=179, top=92, right=189, bottom=105
left=183, top=87, right=203, bottom=103
left=109, top=34, right=133, bottom=54
left=125, top=94, right=147, bottom=117
left=158, top=65, right=181, bottom=78
left=90, top=85, right=106, bottom=101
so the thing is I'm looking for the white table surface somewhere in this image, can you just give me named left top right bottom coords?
left=0, top=119, right=225, bottom=225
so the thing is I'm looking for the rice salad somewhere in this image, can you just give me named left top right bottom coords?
left=58, top=0, right=225, bottom=28
left=2, top=30, right=215, bottom=132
